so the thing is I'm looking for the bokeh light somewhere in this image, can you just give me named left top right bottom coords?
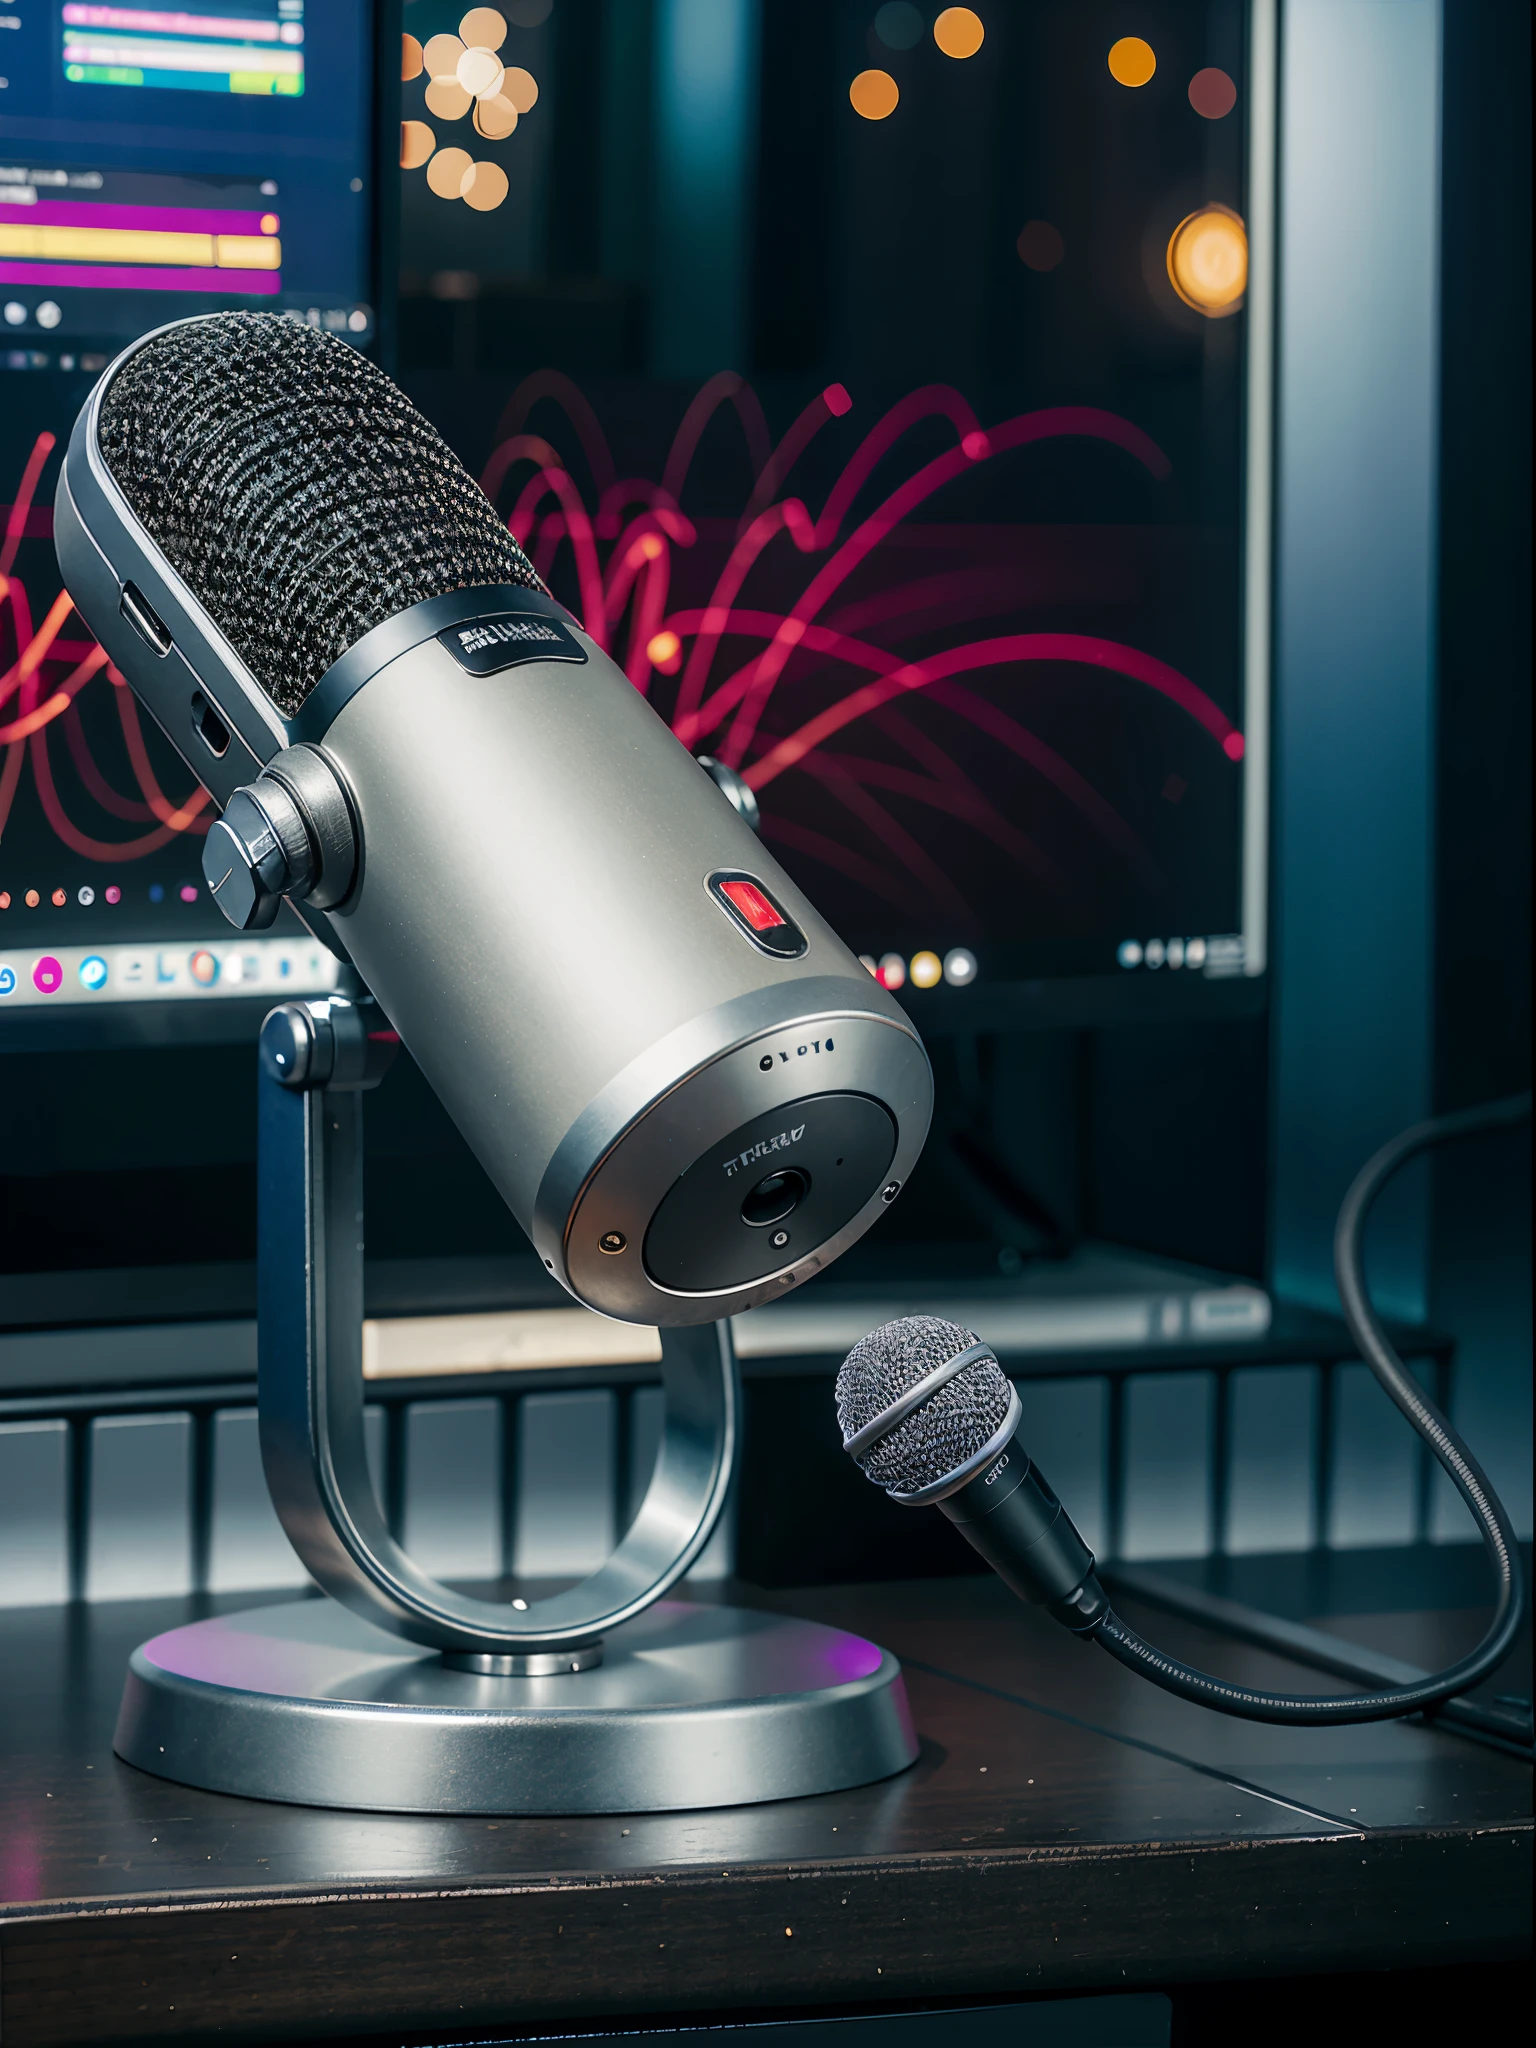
left=461, top=160, right=510, bottom=212
left=402, top=33, right=423, bottom=81
left=423, top=32, right=465, bottom=74
left=474, top=94, right=518, bottom=139
left=1166, top=204, right=1247, bottom=316
left=877, top=952, right=906, bottom=991
left=400, top=120, right=436, bottom=170
left=910, top=951, right=943, bottom=989
left=1016, top=219, right=1064, bottom=271
left=1188, top=66, right=1237, bottom=119
left=426, top=146, right=474, bottom=200
left=457, top=47, right=504, bottom=97
left=504, top=66, right=539, bottom=112
left=934, top=8, right=985, bottom=60
left=459, top=7, right=508, bottom=48
left=647, top=630, right=683, bottom=673
left=1108, top=36, right=1156, bottom=87
left=850, top=68, right=899, bottom=120
left=425, top=74, right=473, bottom=120
left=873, top=1, right=923, bottom=51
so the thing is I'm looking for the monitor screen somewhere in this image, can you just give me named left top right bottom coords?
left=399, top=0, right=1271, bottom=1018
left=1, top=0, right=385, bottom=1026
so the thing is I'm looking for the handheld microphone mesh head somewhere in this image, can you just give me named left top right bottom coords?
left=835, top=1316, right=1013, bottom=1497
left=96, top=313, right=543, bottom=715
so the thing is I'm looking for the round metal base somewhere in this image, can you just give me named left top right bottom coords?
left=114, top=1598, right=920, bottom=1814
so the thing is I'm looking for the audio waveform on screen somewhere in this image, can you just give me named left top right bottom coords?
left=479, top=373, right=1245, bottom=932
left=1, top=431, right=211, bottom=862
left=4, top=371, right=1246, bottom=930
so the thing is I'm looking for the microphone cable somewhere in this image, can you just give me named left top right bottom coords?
left=1084, top=1092, right=1533, bottom=1730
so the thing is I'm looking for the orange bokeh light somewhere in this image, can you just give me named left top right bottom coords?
left=1166, top=204, right=1247, bottom=316
left=933, top=7, right=984, bottom=59
left=400, top=121, right=436, bottom=171
left=425, top=74, right=473, bottom=120
left=474, top=94, right=518, bottom=139
left=422, top=32, right=465, bottom=75
left=459, top=8, right=507, bottom=50
left=1108, top=36, right=1156, bottom=87
left=849, top=69, right=899, bottom=121
left=402, top=32, right=423, bottom=82
left=647, top=630, right=682, bottom=673
left=461, top=160, right=510, bottom=212
left=504, top=66, right=539, bottom=113
left=426, top=146, right=473, bottom=200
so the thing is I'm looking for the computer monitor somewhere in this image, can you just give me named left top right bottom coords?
left=1, top=1, right=397, bottom=1043
left=399, top=0, right=1273, bottom=1029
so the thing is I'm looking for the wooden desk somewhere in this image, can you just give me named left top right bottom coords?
left=0, top=1575, right=1528, bottom=2046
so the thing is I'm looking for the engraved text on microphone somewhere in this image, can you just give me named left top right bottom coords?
left=723, top=1126, right=806, bottom=1177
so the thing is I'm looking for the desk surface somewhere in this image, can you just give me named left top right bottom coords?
left=0, top=1574, right=1529, bottom=2047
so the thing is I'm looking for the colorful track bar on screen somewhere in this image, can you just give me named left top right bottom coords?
left=0, top=194, right=281, bottom=295
left=61, top=4, right=305, bottom=97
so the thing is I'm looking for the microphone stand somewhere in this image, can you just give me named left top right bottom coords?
left=111, top=992, right=918, bottom=1815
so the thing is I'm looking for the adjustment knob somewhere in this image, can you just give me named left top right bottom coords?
left=202, top=785, right=306, bottom=931
left=200, top=747, right=358, bottom=932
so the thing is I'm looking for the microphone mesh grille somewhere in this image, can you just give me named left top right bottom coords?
left=96, top=313, right=543, bottom=714
left=835, top=1316, right=1012, bottom=1496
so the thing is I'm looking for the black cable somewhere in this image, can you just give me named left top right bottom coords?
left=1085, top=1093, right=1533, bottom=1730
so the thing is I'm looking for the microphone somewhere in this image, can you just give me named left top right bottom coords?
left=55, top=313, right=932, bottom=1327
left=835, top=1316, right=1108, bottom=1627
left=837, top=1310, right=1532, bottom=1731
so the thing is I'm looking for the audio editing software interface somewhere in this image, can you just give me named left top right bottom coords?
left=1, top=1, right=377, bottom=1013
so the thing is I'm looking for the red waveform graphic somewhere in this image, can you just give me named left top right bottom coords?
left=2, top=431, right=211, bottom=862
left=5, top=372, right=1244, bottom=940
left=481, top=372, right=1244, bottom=937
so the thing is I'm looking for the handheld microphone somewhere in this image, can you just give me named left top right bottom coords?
left=55, top=313, right=932, bottom=1326
left=838, top=1299, right=1531, bottom=1730
left=836, top=1316, right=1107, bottom=1627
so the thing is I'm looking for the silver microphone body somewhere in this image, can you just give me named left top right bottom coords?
left=55, top=316, right=932, bottom=1326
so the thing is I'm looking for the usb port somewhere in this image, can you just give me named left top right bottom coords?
left=120, top=582, right=173, bottom=656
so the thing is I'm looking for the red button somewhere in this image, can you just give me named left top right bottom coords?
left=719, top=879, right=786, bottom=932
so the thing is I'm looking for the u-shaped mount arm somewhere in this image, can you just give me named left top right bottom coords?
left=256, top=995, right=738, bottom=1660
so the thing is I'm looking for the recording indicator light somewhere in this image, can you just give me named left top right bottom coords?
left=942, top=948, right=977, bottom=986
left=909, top=951, right=942, bottom=989
left=721, top=878, right=783, bottom=931
left=708, top=872, right=807, bottom=958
